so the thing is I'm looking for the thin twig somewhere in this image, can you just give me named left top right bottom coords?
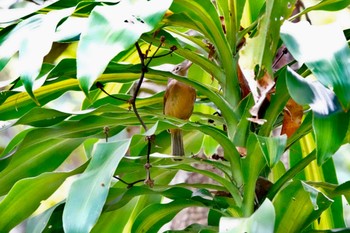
left=114, top=176, right=145, bottom=188
left=96, top=82, right=129, bottom=102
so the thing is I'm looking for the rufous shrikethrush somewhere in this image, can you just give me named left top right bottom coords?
left=163, top=60, right=196, bottom=156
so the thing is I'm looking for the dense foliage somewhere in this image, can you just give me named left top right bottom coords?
left=1, top=0, right=350, bottom=232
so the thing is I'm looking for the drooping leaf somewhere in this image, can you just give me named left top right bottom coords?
left=219, top=199, right=275, bottom=233
left=77, top=0, right=172, bottom=94
left=281, top=21, right=350, bottom=110
left=285, top=67, right=350, bottom=165
left=63, top=139, right=131, bottom=233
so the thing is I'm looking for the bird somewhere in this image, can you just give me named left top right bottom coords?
left=163, top=60, right=196, bottom=156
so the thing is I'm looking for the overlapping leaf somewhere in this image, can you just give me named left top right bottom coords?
left=63, top=140, right=131, bottom=233
left=285, top=67, right=350, bottom=164
left=274, top=180, right=333, bottom=232
left=281, top=21, right=350, bottom=110
left=77, top=0, right=172, bottom=94
left=219, top=199, right=275, bottom=233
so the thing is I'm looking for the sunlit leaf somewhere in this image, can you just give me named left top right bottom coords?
left=77, top=0, right=172, bottom=94
left=0, top=166, right=84, bottom=233
left=15, top=107, right=70, bottom=127
left=285, top=67, right=350, bottom=164
left=281, top=21, right=350, bottom=110
left=131, top=199, right=205, bottom=233
left=219, top=199, right=275, bottom=233
left=274, top=180, right=333, bottom=232
left=0, top=138, right=83, bottom=196
left=63, top=140, right=131, bottom=233
left=240, top=0, right=296, bottom=77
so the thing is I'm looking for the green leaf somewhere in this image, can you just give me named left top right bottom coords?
left=131, top=199, right=205, bottom=233
left=15, top=107, right=70, bottom=127
left=0, top=165, right=84, bottom=233
left=241, top=0, right=296, bottom=77
left=219, top=199, right=275, bottom=233
left=63, top=139, right=131, bottom=233
left=0, top=138, right=83, bottom=196
left=241, top=133, right=267, bottom=216
left=0, top=9, right=74, bottom=104
left=285, top=67, right=350, bottom=164
left=281, top=21, right=350, bottom=110
left=26, top=202, right=62, bottom=233
left=273, top=180, right=333, bottom=232
left=170, top=0, right=240, bottom=105
left=77, top=0, right=172, bottom=94
left=256, top=134, right=287, bottom=168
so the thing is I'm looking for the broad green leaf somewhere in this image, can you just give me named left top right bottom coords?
left=256, top=134, right=287, bottom=168
left=241, top=133, right=267, bottom=216
left=0, top=165, right=84, bottom=233
left=131, top=199, right=205, bottom=233
left=281, top=21, right=350, bottom=110
left=92, top=198, right=139, bottom=233
left=240, top=0, right=296, bottom=77
left=219, top=199, right=275, bottom=233
left=0, top=138, right=83, bottom=196
left=26, top=202, right=62, bottom=233
left=0, top=9, right=74, bottom=104
left=106, top=186, right=193, bottom=211
left=273, top=180, right=333, bottom=233
left=15, top=107, right=70, bottom=127
left=285, top=67, right=350, bottom=164
left=63, top=139, right=131, bottom=233
left=77, top=0, right=172, bottom=94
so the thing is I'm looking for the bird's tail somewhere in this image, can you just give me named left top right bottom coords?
left=171, top=129, right=184, bottom=156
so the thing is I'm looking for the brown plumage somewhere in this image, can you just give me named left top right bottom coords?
left=163, top=60, right=196, bottom=156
